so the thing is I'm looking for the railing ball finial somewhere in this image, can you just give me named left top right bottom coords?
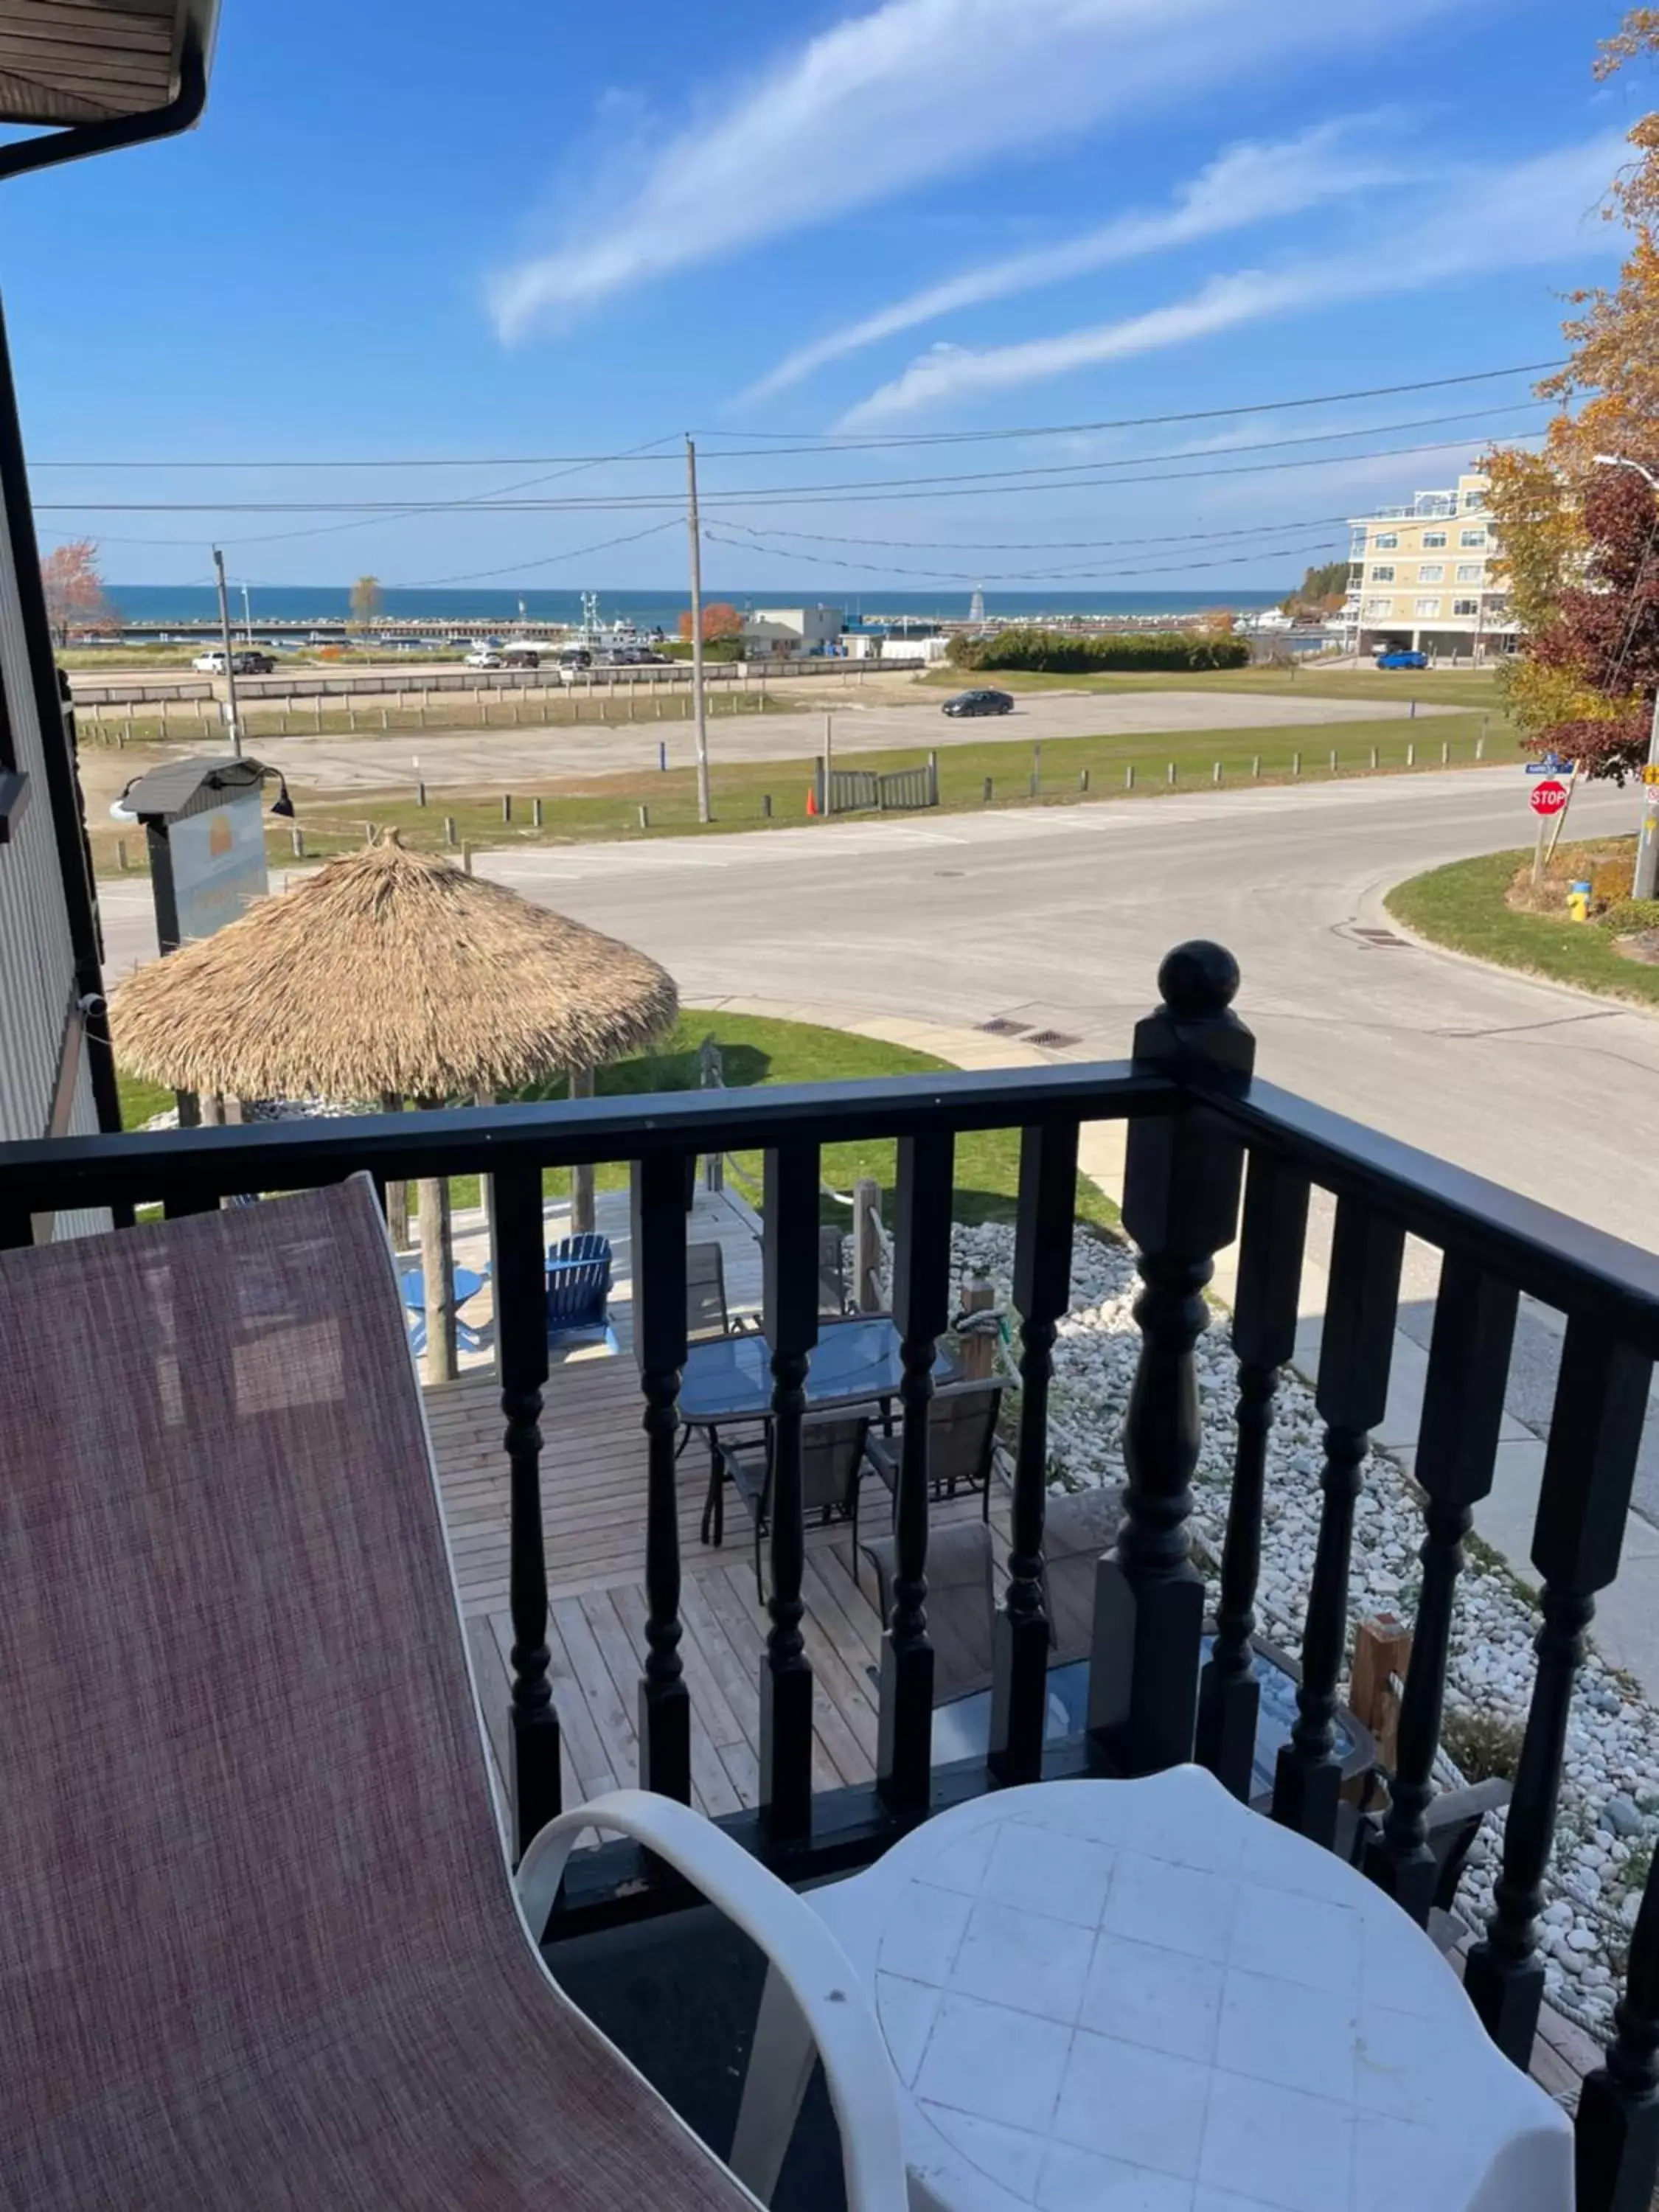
left=1158, top=939, right=1240, bottom=1019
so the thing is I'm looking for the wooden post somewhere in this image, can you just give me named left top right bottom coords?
left=380, top=1093, right=408, bottom=1249
left=116, top=838, right=128, bottom=871
left=502, top=793, right=512, bottom=824
left=569, top=1065, right=596, bottom=1234
left=959, top=1275, right=996, bottom=1381
left=852, top=1175, right=883, bottom=1311
left=1349, top=1615, right=1411, bottom=1772
left=462, top=841, right=473, bottom=874
left=418, top=1169, right=457, bottom=1383
left=444, top=815, right=457, bottom=846
left=532, top=796, right=543, bottom=828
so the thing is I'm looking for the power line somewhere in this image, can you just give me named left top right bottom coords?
left=712, top=510, right=1356, bottom=553
left=32, top=427, right=1548, bottom=520
left=391, top=518, right=684, bottom=591
left=26, top=362, right=1562, bottom=469
left=702, top=523, right=1343, bottom=585
left=30, top=408, right=1546, bottom=518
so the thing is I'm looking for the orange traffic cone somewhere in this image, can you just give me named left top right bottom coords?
left=806, top=785, right=818, bottom=815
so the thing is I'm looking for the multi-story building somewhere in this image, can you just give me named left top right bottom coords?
left=1338, top=470, right=1518, bottom=660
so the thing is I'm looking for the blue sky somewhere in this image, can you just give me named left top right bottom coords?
left=1, top=0, right=1638, bottom=596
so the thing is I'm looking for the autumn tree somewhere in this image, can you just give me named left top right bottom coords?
left=349, top=574, right=383, bottom=631
left=1482, top=12, right=1659, bottom=763
left=42, top=539, right=115, bottom=644
left=1279, top=559, right=1348, bottom=615
left=676, top=601, right=742, bottom=641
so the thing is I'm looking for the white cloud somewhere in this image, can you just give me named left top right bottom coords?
left=742, top=118, right=1416, bottom=400
left=836, top=134, right=1626, bottom=426
left=487, top=0, right=1449, bottom=340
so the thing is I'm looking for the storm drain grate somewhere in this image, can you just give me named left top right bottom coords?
left=1352, top=928, right=1410, bottom=947
left=1028, top=1029, right=1082, bottom=1048
left=978, top=1018, right=1030, bottom=1036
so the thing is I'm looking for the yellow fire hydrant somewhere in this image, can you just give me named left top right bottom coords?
left=1567, top=881, right=1591, bottom=924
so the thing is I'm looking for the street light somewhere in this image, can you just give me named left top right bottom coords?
left=1594, top=453, right=1659, bottom=899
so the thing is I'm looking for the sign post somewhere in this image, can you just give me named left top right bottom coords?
left=1528, top=776, right=1570, bottom=889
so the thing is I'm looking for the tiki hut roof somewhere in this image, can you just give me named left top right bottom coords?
left=110, top=832, right=678, bottom=1100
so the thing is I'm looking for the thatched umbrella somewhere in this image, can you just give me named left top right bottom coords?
left=112, top=832, right=678, bottom=1376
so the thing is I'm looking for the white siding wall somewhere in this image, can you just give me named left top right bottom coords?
left=0, top=493, right=80, bottom=1147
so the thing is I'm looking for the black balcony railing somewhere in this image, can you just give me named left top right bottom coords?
left=3, top=941, right=1658, bottom=2211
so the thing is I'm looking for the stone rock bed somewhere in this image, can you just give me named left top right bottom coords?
left=939, top=1219, right=1656, bottom=2038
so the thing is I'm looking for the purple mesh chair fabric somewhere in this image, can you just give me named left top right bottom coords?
left=0, top=1180, right=751, bottom=2211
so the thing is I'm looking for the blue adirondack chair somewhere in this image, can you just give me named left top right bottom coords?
left=546, top=1234, right=613, bottom=1347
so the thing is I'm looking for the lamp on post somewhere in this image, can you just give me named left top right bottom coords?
left=1593, top=453, right=1659, bottom=900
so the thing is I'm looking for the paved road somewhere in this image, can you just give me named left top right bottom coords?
left=166, top=688, right=1463, bottom=792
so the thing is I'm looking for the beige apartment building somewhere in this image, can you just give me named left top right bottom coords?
left=1338, top=470, right=1519, bottom=659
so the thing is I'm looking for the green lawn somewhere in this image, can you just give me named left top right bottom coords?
left=93, top=711, right=1503, bottom=881
left=922, top=662, right=1510, bottom=714
left=118, top=1011, right=1117, bottom=1230
left=1385, top=838, right=1659, bottom=1008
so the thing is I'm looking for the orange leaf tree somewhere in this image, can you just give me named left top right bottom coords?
left=676, top=601, right=743, bottom=641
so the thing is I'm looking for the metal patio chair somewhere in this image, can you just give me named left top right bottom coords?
left=719, top=1412, right=872, bottom=1604
left=0, top=1181, right=902, bottom=2211
left=859, top=1380, right=1002, bottom=1534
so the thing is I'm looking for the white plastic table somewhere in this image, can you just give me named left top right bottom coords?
left=734, top=1767, right=1571, bottom=2212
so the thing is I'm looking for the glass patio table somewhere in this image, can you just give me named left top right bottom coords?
left=685, top=1315, right=962, bottom=1546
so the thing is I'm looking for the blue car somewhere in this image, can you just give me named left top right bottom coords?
left=1375, top=648, right=1428, bottom=670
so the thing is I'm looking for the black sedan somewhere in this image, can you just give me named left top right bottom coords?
left=941, top=688, right=1015, bottom=717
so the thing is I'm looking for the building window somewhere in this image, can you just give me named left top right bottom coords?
left=1460, top=528, right=1487, bottom=548
left=1373, top=532, right=1399, bottom=550
left=1362, top=598, right=1394, bottom=618
left=1417, top=564, right=1445, bottom=584
left=1414, top=597, right=1442, bottom=616
left=1455, top=562, right=1484, bottom=583
left=1463, top=490, right=1486, bottom=510
left=1453, top=599, right=1480, bottom=616
left=1370, top=565, right=1396, bottom=583
left=1422, top=531, right=1447, bottom=549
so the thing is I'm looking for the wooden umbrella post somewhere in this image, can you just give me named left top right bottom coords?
left=417, top=1157, right=457, bottom=1384
left=569, top=1064, right=597, bottom=1235
left=380, top=1092, right=408, bottom=1248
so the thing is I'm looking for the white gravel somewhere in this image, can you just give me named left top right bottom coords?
left=936, top=1219, right=1656, bottom=2038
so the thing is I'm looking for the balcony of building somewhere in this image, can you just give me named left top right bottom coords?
left=2, top=942, right=1656, bottom=2211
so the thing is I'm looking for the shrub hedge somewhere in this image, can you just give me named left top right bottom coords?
left=946, top=625, right=1251, bottom=673
left=1601, top=897, right=1659, bottom=933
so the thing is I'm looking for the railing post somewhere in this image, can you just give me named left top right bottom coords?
left=853, top=1175, right=884, bottom=1311
left=1092, top=942, right=1252, bottom=1774
left=491, top=1159, right=560, bottom=1861
left=1365, top=1256, right=1517, bottom=1919
left=759, top=1141, right=821, bottom=1846
left=1196, top=1151, right=1310, bottom=1798
left=1272, top=1199, right=1402, bottom=1847
left=631, top=1153, right=692, bottom=1803
left=990, top=1119, right=1078, bottom=1784
left=1576, top=1846, right=1659, bottom=2212
left=1465, top=1321, right=1652, bottom=2065
left=877, top=1130, right=953, bottom=1812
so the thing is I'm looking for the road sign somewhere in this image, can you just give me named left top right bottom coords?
left=1529, top=779, right=1570, bottom=817
left=1642, top=763, right=1659, bottom=787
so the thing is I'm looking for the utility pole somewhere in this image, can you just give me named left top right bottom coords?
left=686, top=435, right=711, bottom=824
left=212, top=545, right=242, bottom=760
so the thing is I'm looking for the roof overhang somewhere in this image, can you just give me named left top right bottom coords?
left=0, top=0, right=216, bottom=166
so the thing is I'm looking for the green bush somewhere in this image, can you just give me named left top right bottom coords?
left=662, top=638, right=744, bottom=662
left=1601, top=897, right=1659, bottom=933
left=951, top=625, right=1251, bottom=674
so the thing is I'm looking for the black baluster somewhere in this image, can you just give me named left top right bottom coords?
left=1196, top=1152, right=1310, bottom=1800
left=0, top=1197, right=33, bottom=1250
left=990, top=1119, right=1078, bottom=1785
left=492, top=1159, right=560, bottom=1862
left=878, top=1130, right=953, bottom=1813
left=1465, top=1321, right=1652, bottom=2066
left=164, top=1189, right=220, bottom=1217
left=1092, top=942, right=1253, bottom=1775
left=631, top=1153, right=691, bottom=1803
left=759, top=1141, right=820, bottom=1846
left=1272, top=1200, right=1402, bottom=1848
left=1364, top=1256, right=1517, bottom=1920
left=1576, top=1845, right=1659, bottom=2212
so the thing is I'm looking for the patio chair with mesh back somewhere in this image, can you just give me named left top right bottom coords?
left=686, top=1239, right=756, bottom=1344
left=719, top=1413, right=872, bottom=1604
left=0, top=1180, right=904, bottom=2211
left=860, top=1380, right=1002, bottom=1528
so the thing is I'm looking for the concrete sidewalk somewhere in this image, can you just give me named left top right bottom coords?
left=717, top=992, right=1659, bottom=1700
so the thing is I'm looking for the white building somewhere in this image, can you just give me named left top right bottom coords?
left=740, top=605, right=844, bottom=657
left=1337, top=471, right=1518, bottom=659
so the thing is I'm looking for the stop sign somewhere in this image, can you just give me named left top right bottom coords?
left=1529, top=779, right=1569, bottom=817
